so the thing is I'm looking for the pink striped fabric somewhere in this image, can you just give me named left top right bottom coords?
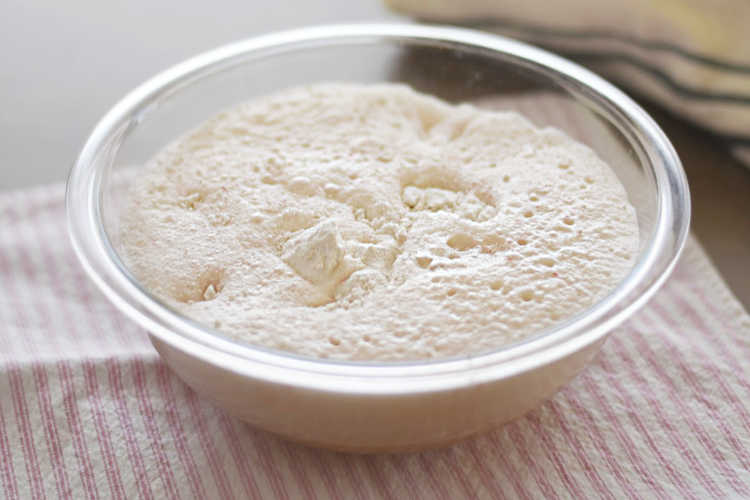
left=0, top=183, right=749, bottom=499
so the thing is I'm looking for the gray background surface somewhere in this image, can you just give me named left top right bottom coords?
left=1, top=0, right=747, bottom=306
left=0, top=0, right=397, bottom=188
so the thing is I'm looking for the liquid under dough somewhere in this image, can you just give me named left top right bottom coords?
left=122, top=83, right=639, bottom=361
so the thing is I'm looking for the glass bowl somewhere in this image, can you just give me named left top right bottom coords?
left=67, top=24, right=690, bottom=452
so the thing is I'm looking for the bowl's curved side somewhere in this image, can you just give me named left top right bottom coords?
left=150, top=334, right=606, bottom=453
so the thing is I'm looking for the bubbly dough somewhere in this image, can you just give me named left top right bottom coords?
left=121, top=83, right=638, bottom=361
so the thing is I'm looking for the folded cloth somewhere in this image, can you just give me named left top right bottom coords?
left=386, top=0, right=750, bottom=166
left=0, top=183, right=748, bottom=499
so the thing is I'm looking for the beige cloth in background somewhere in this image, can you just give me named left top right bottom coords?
left=386, top=0, right=750, bottom=165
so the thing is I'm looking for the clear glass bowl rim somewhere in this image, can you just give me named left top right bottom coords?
left=66, top=23, right=690, bottom=394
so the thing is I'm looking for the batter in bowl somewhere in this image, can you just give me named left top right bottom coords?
left=121, top=83, right=638, bottom=361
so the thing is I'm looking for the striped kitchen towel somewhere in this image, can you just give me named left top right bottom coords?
left=0, top=182, right=749, bottom=499
left=386, top=0, right=750, bottom=166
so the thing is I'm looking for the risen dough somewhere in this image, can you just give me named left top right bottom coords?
left=121, top=83, right=638, bottom=360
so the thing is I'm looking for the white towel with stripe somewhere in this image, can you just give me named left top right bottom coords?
left=0, top=181, right=749, bottom=498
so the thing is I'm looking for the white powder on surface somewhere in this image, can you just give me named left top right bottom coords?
left=121, top=83, right=638, bottom=361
